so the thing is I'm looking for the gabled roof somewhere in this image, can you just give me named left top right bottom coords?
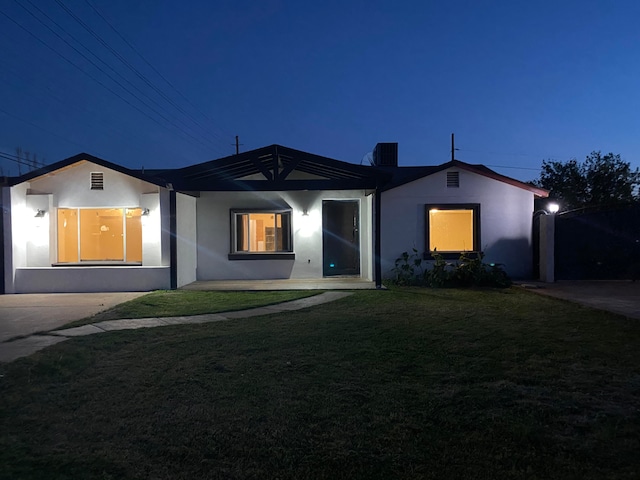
left=6, top=148, right=548, bottom=198
left=8, top=152, right=171, bottom=189
left=161, top=144, right=389, bottom=191
left=381, top=159, right=549, bottom=198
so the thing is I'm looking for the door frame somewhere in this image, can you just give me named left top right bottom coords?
left=321, top=198, right=361, bottom=277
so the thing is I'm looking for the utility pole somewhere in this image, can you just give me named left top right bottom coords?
left=451, top=133, right=459, bottom=161
left=232, top=135, right=243, bottom=155
left=451, top=133, right=455, bottom=162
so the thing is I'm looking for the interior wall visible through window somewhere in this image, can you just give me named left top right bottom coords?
left=57, top=208, right=143, bottom=263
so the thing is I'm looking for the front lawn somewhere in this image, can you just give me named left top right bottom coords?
left=1, top=287, right=639, bottom=479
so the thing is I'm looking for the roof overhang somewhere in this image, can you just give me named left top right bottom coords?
left=7, top=153, right=171, bottom=189
left=166, top=144, right=389, bottom=191
left=381, top=159, right=549, bottom=198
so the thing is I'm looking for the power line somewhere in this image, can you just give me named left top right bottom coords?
left=484, top=164, right=541, bottom=172
left=0, top=59, right=160, bottom=162
left=53, top=0, right=230, bottom=155
left=458, top=147, right=571, bottom=160
left=11, top=0, right=222, bottom=154
left=0, top=7, right=165, bottom=138
left=0, top=150, right=42, bottom=168
left=0, top=106, right=93, bottom=151
left=82, top=0, right=234, bottom=144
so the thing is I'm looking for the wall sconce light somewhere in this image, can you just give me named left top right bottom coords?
left=302, top=208, right=309, bottom=217
left=547, top=203, right=559, bottom=214
left=34, top=209, right=46, bottom=218
left=142, top=208, right=150, bottom=216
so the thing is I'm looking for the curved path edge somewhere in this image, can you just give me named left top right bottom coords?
left=0, top=292, right=352, bottom=363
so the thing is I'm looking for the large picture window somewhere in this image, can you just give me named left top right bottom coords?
left=425, top=204, right=480, bottom=255
left=230, top=210, right=293, bottom=259
left=57, top=208, right=143, bottom=263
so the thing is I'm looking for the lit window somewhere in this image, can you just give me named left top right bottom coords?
left=231, top=210, right=292, bottom=253
left=425, top=204, right=479, bottom=253
left=57, top=208, right=142, bottom=263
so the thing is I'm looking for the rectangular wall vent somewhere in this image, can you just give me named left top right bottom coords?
left=90, top=172, right=104, bottom=190
left=447, top=171, right=459, bottom=188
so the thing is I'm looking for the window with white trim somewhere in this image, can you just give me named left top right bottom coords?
left=425, top=204, right=480, bottom=254
left=57, top=208, right=142, bottom=263
left=230, top=210, right=292, bottom=254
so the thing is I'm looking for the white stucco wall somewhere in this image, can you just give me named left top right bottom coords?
left=4, top=160, right=171, bottom=293
left=380, top=168, right=535, bottom=279
left=14, top=266, right=170, bottom=293
left=196, top=189, right=372, bottom=280
left=176, top=192, right=197, bottom=287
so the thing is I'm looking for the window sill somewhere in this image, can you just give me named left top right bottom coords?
left=423, top=251, right=481, bottom=260
left=228, top=253, right=295, bottom=261
left=52, top=262, right=143, bottom=267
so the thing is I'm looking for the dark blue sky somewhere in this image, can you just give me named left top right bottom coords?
left=1, top=0, right=639, bottom=181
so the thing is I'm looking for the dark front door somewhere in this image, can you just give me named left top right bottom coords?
left=322, top=200, right=360, bottom=276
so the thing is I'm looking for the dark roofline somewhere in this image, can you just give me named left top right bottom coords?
left=7, top=152, right=171, bottom=188
left=6, top=149, right=549, bottom=198
left=381, top=159, right=549, bottom=198
left=168, top=144, right=390, bottom=191
left=177, top=144, right=382, bottom=177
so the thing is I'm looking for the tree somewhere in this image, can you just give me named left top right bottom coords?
left=536, top=151, right=639, bottom=211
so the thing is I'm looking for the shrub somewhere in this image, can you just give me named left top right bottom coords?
left=388, top=251, right=511, bottom=288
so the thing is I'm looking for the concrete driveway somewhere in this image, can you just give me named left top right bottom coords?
left=526, top=280, right=640, bottom=320
left=0, top=292, right=147, bottom=342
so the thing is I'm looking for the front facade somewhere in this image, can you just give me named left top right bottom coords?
left=0, top=144, right=547, bottom=293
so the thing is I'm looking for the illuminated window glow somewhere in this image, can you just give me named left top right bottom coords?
left=57, top=208, right=142, bottom=262
left=426, top=204, right=479, bottom=253
left=232, top=211, right=292, bottom=253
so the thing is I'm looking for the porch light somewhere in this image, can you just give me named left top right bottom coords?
left=34, top=209, right=46, bottom=218
left=547, top=203, right=559, bottom=214
left=296, top=208, right=320, bottom=238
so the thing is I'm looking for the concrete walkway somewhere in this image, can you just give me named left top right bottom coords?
left=0, top=291, right=352, bottom=363
left=0, top=292, right=147, bottom=343
left=521, top=280, right=640, bottom=320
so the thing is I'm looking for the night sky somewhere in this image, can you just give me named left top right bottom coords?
left=1, top=0, right=639, bottom=181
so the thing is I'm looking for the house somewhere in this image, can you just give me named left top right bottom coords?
left=0, top=144, right=547, bottom=293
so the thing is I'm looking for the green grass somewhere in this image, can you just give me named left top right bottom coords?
left=1, top=287, right=639, bottom=479
left=63, top=290, right=322, bottom=328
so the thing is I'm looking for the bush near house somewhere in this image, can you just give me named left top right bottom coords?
left=389, top=249, right=511, bottom=288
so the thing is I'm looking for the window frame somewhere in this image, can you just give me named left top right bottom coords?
left=228, top=209, right=295, bottom=260
left=424, top=203, right=481, bottom=259
left=55, top=206, right=143, bottom=265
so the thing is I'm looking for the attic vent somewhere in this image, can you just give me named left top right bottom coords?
left=90, top=172, right=104, bottom=190
left=447, top=171, right=459, bottom=188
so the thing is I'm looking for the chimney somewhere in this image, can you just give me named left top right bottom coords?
left=372, top=143, right=398, bottom=167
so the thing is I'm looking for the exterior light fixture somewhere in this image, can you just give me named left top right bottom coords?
left=142, top=208, right=150, bottom=216
left=302, top=208, right=309, bottom=217
left=548, top=203, right=559, bottom=214
left=34, top=209, right=46, bottom=218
